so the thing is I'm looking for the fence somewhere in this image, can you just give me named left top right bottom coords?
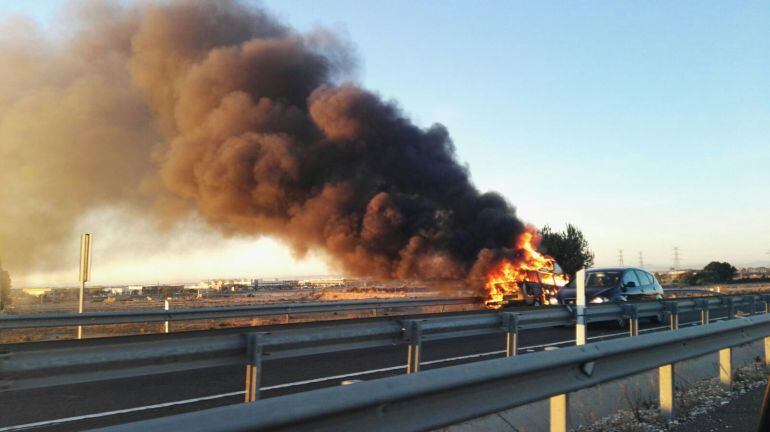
left=87, top=308, right=770, bottom=432
left=2, top=294, right=768, bottom=396
left=0, top=296, right=480, bottom=330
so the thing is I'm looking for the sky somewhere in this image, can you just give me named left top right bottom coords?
left=3, top=1, right=769, bottom=285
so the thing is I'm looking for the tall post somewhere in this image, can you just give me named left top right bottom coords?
left=503, top=312, right=519, bottom=357
left=575, top=269, right=586, bottom=345
left=77, top=233, right=92, bottom=340
left=244, top=333, right=263, bottom=402
left=550, top=269, right=584, bottom=432
left=164, top=299, right=170, bottom=334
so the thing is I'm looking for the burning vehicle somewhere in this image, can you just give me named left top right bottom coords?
left=483, top=231, right=569, bottom=308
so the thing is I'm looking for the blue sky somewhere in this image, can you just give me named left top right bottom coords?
left=3, top=1, right=769, bottom=282
left=257, top=0, right=770, bottom=269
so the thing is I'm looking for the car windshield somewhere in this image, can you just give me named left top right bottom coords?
left=585, top=271, right=622, bottom=288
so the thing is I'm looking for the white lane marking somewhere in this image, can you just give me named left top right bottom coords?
left=0, top=317, right=727, bottom=431
left=0, top=391, right=245, bottom=432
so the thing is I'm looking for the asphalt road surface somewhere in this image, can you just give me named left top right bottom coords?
left=0, top=309, right=732, bottom=431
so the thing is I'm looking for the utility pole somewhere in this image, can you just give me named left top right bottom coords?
left=618, top=249, right=624, bottom=266
left=672, top=247, right=681, bottom=271
left=638, top=251, right=644, bottom=268
left=78, top=233, right=92, bottom=339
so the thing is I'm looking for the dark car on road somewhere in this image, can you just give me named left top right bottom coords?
left=553, top=267, right=664, bottom=306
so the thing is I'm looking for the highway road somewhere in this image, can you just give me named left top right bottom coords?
left=0, top=309, right=733, bottom=431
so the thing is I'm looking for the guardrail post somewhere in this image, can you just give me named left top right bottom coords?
left=749, top=296, right=757, bottom=316
left=719, top=348, right=732, bottom=388
left=502, top=312, right=519, bottom=357
left=550, top=393, right=568, bottom=432
left=405, top=321, right=423, bottom=374
left=765, top=336, right=770, bottom=368
left=244, top=333, right=263, bottom=402
left=625, top=305, right=639, bottom=337
left=659, top=364, right=676, bottom=419
left=696, top=299, right=709, bottom=325
left=762, top=294, right=770, bottom=314
left=722, top=297, right=735, bottom=320
left=666, top=302, right=679, bottom=330
left=163, top=299, right=170, bottom=334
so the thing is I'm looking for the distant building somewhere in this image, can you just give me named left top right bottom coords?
left=104, top=286, right=144, bottom=296
left=299, top=278, right=347, bottom=288
left=255, top=279, right=300, bottom=291
left=209, top=279, right=256, bottom=291
left=738, top=267, right=770, bottom=279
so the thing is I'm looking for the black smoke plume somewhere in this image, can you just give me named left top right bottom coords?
left=0, top=0, right=526, bottom=283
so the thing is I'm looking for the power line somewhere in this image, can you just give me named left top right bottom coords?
left=618, top=249, right=624, bottom=266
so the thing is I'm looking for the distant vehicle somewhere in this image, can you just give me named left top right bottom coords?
left=553, top=267, right=664, bottom=306
left=493, top=268, right=565, bottom=308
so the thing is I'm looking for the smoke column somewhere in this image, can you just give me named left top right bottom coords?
left=0, top=0, right=526, bottom=283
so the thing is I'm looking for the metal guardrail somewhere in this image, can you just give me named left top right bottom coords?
left=0, top=296, right=480, bottom=329
left=2, top=293, right=769, bottom=394
left=90, top=313, right=770, bottom=432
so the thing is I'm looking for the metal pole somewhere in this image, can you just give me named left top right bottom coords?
left=77, top=233, right=91, bottom=340
left=164, top=299, right=170, bottom=334
left=550, top=393, right=567, bottom=432
left=244, top=333, right=263, bottom=402
left=659, top=364, right=676, bottom=419
left=764, top=337, right=770, bottom=368
left=719, top=348, right=732, bottom=388
left=696, top=299, right=710, bottom=325
left=667, top=302, right=679, bottom=330
left=626, top=305, right=639, bottom=337
left=550, top=269, right=583, bottom=432
left=503, top=312, right=519, bottom=357
left=406, top=321, right=422, bottom=374
left=575, top=269, right=586, bottom=346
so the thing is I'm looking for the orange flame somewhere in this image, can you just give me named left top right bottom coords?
left=484, top=230, right=569, bottom=308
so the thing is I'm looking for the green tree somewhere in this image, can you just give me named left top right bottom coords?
left=538, top=224, right=595, bottom=281
left=702, top=261, right=737, bottom=283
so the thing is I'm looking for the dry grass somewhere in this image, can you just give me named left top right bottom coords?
left=0, top=288, right=480, bottom=343
left=574, top=359, right=769, bottom=432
